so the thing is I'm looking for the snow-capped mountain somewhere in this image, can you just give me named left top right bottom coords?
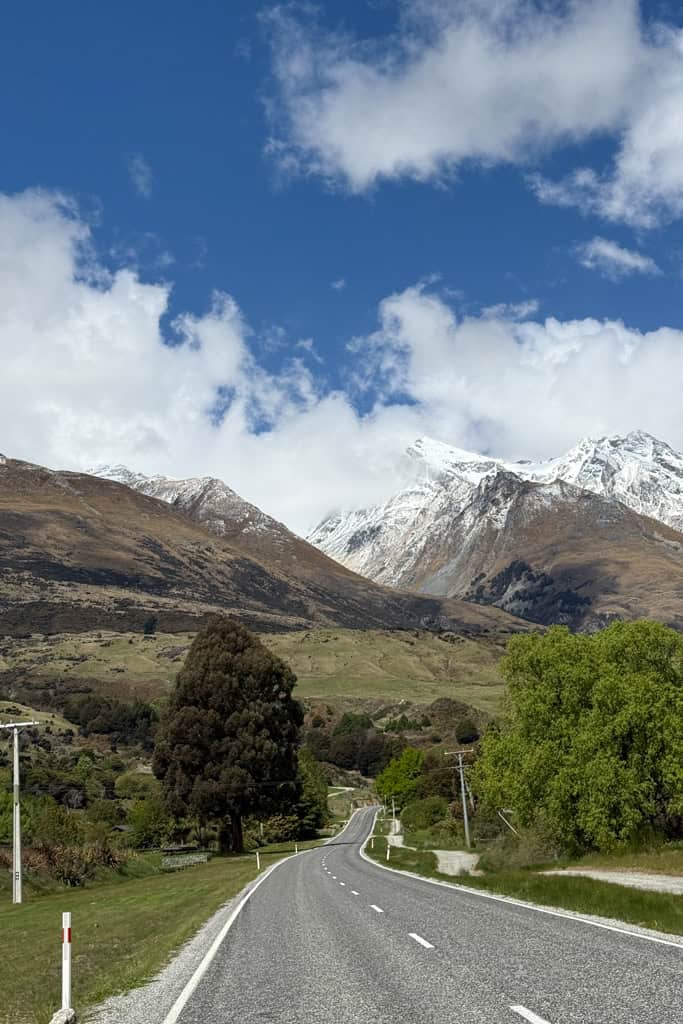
left=521, top=431, right=683, bottom=532
left=92, top=465, right=275, bottom=536
left=308, top=431, right=683, bottom=611
left=90, top=465, right=306, bottom=572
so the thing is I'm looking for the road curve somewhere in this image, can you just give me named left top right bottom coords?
left=175, top=807, right=682, bottom=1024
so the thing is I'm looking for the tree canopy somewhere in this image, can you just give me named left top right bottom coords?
left=375, top=747, right=425, bottom=809
left=153, top=616, right=304, bottom=852
left=474, top=622, right=683, bottom=853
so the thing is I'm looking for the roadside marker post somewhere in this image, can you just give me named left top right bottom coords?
left=255, top=850, right=261, bottom=871
left=295, top=842, right=298, bottom=854
left=61, top=913, right=72, bottom=1012
left=386, top=843, right=390, bottom=862
left=370, top=836, right=374, bottom=848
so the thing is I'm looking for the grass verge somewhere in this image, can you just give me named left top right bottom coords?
left=1, top=854, right=260, bottom=1024
left=365, top=837, right=683, bottom=938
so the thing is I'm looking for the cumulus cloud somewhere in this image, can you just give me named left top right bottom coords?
left=331, top=278, right=346, bottom=291
left=265, top=1, right=683, bottom=227
left=575, top=237, right=661, bottom=280
left=128, top=154, right=154, bottom=198
left=1, top=190, right=683, bottom=533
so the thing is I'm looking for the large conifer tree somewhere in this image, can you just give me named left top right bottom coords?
left=153, top=616, right=303, bottom=852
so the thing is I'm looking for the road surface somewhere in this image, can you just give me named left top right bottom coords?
left=174, top=807, right=682, bottom=1024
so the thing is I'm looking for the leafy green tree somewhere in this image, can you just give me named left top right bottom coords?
left=127, top=797, right=172, bottom=849
left=474, top=622, right=683, bottom=853
left=375, top=747, right=425, bottom=809
left=296, top=747, right=328, bottom=835
left=153, top=616, right=303, bottom=852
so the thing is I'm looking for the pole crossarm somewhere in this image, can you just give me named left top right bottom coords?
left=0, top=721, right=39, bottom=730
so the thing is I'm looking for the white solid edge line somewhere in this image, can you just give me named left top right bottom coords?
left=162, top=808, right=366, bottom=1024
left=510, top=1006, right=552, bottom=1024
left=370, top=904, right=384, bottom=913
left=409, top=932, right=434, bottom=949
left=358, top=811, right=683, bottom=951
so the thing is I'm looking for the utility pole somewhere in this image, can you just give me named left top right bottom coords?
left=0, top=720, right=38, bottom=903
left=445, top=749, right=473, bottom=850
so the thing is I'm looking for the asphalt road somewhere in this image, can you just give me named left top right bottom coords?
left=175, top=807, right=682, bottom=1024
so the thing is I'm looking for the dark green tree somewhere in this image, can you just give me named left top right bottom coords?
left=153, top=616, right=303, bottom=852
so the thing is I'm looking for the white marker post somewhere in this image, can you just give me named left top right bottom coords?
left=386, top=843, right=390, bottom=861
left=61, top=913, right=72, bottom=1012
left=255, top=850, right=261, bottom=871
left=294, top=842, right=298, bottom=854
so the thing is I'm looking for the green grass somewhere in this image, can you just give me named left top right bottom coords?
left=0, top=853, right=261, bottom=1024
left=1, top=627, right=509, bottom=713
left=366, top=837, right=683, bottom=938
left=568, top=844, right=683, bottom=876
left=264, top=629, right=506, bottom=712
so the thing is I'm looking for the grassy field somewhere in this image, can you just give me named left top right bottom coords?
left=0, top=700, right=73, bottom=732
left=0, top=849, right=304, bottom=1024
left=265, top=629, right=506, bottom=712
left=0, top=627, right=508, bottom=712
left=366, top=836, right=683, bottom=937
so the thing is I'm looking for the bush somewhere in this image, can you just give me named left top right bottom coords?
left=261, top=814, right=300, bottom=844
left=402, top=796, right=450, bottom=832
left=456, top=718, right=480, bottom=744
left=127, top=797, right=172, bottom=849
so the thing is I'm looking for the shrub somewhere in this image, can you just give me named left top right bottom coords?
left=402, top=796, right=450, bottom=832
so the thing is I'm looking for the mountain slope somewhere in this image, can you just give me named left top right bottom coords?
left=309, top=432, right=683, bottom=630
left=0, top=456, right=528, bottom=637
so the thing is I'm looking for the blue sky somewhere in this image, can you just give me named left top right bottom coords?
left=2, top=0, right=683, bottom=530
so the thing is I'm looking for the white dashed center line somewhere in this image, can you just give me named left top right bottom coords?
left=370, top=905, right=384, bottom=913
left=351, top=890, right=360, bottom=896
left=332, top=876, right=337, bottom=880
left=339, top=882, right=346, bottom=886
left=511, top=1007, right=552, bottom=1024
left=408, top=932, right=434, bottom=949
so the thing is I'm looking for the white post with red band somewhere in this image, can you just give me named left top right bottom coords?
left=61, top=912, right=72, bottom=1011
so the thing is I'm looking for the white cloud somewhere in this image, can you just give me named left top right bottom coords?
left=128, top=154, right=154, bottom=198
left=331, top=278, right=346, bottom=291
left=266, top=1, right=683, bottom=227
left=480, top=299, right=539, bottom=320
left=575, top=237, right=661, bottom=281
left=1, top=190, right=683, bottom=533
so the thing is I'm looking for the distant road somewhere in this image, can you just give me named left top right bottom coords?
left=173, top=807, right=682, bottom=1024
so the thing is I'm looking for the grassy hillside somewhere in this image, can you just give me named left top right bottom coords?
left=264, top=629, right=506, bottom=712
left=0, top=627, right=508, bottom=714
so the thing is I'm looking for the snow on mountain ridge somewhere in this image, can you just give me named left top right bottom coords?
left=90, top=464, right=277, bottom=538
left=307, top=431, right=683, bottom=587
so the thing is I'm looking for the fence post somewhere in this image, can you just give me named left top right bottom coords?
left=61, top=912, right=72, bottom=1011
